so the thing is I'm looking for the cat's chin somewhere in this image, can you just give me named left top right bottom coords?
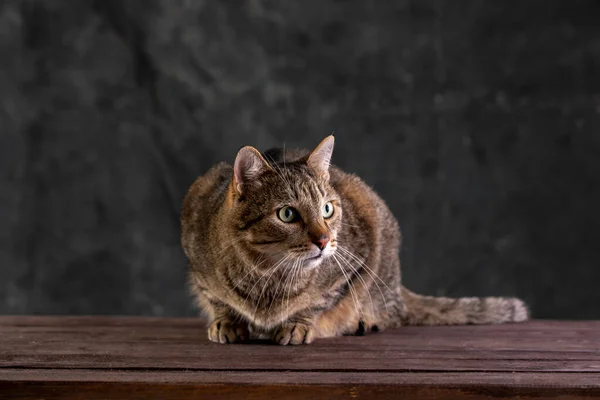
left=302, top=256, right=324, bottom=269
left=301, top=252, right=331, bottom=269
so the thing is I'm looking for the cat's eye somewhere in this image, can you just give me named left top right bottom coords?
left=278, top=206, right=297, bottom=223
left=322, top=202, right=334, bottom=219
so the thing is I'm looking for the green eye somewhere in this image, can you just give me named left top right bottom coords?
left=322, top=202, right=334, bottom=218
left=278, top=206, right=297, bottom=223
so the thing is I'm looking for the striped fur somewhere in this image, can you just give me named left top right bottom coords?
left=181, top=136, right=529, bottom=345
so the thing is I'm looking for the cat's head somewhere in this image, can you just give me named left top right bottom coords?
left=228, top=136, right=341, bottom=269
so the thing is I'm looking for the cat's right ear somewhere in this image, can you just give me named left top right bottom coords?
left=307, top=135, right=335, bottom=181
left=233, top=146, right=273, bottom=194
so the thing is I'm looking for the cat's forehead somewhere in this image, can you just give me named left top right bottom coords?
left=263, top=164, right=329, bottom=202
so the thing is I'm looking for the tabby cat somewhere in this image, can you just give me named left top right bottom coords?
left=181, top=136, right=528, bottom=345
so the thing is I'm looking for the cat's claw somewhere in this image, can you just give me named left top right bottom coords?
left=207, top=319, right=249, bottom=344
left=274, top=323, right=315, bottom=345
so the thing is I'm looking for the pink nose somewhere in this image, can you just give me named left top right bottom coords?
left=312, top=234, right=330, bottom=250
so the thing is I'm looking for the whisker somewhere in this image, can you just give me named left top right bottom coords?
left=265, top=256, right=289, bottom=316
left=337, top=246, right=392, bottom=314
left=284, top=257, right=301, bottom=318
left=337, top=246, right=396, bottom=295
left=278, top=257, right=294, bottom=323
left=257, top=254, right=291, bottom=300
left=216, top=237, right=244, bottom=256
left=331, top=254, right=361, bottom=317
left=250, top=256, right=291, bottom=322
left=291, top=257, right=305, bottom=310
left=243, top=254, right=290, bottom=309
left=333, top=252, right=376, bottom=318
left=230, top=249, right=287, bottom=292
left=230, top=256, right=267, bottom=292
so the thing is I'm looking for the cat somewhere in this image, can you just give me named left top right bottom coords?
left=181, top=135, right=529, bottom=345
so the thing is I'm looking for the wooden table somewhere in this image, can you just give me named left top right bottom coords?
left=0, top=317, right=598, bottom=399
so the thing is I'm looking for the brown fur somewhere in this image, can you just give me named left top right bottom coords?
left=181, top=136, right=529, bottom=345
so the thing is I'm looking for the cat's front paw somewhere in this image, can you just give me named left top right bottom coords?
left=273, top=323, right=315, bottom=345
left=207, top=318, right=249, bottom=344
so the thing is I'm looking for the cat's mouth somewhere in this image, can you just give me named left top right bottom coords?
left=302, top=249, right=333, bottom=265
left=301, top=253, right=324, bottom=268
left=302, top=243, right=337, bottom=263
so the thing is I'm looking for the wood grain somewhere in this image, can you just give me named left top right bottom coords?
left=0, top=317, right=599, bottom=399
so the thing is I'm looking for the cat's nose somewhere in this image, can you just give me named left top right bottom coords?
left=311, top=234, right=330, bottom=250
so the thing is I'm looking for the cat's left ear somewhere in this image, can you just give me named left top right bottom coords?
left=233, top=146, right=273, bottom=194
left=307, top=135, right=335, bottom=180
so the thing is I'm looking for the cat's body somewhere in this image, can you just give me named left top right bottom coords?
left=181, top=136, right=528, bottom=345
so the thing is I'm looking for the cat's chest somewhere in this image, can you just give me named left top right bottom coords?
left=222, top=275, right=327, bottom=329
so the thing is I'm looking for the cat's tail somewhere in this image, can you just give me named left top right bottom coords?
left=400, top=287, right=529, bottom=326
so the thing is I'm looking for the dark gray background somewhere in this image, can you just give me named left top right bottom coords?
left=1, top=0, right=598, bottom=318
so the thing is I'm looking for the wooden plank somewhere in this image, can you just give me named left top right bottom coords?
left=3, top=358, right=600, bottom=373
left=2, top=353, right=600, bottom=372
left=2, top=369, right=600, bottom=387
left=1, top=318, right=599, bottom=373
left=1, top=370, right=600, bottom=399
left=2, top=381, right=597, bottom=400
left=1, top=316, right=599, bottom=399
left=1, top=371, right=599, bottom=400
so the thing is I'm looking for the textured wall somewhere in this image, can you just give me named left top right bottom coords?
left=1, top=0, right=599, bottom=318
